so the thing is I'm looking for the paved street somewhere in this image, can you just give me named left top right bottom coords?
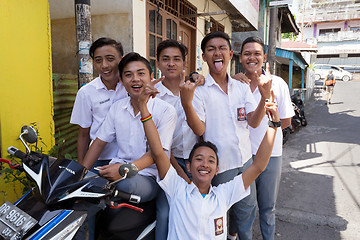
left=252, top=79, right=360, bottom=239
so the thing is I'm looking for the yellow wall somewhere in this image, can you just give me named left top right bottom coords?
left=0, top=0, right=54, bottom=203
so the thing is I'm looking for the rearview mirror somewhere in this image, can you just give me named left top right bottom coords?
left=20, top=125, right=38, bottom=144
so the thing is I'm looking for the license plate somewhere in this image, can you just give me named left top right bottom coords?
left=0, top=201, right=38, bottom=240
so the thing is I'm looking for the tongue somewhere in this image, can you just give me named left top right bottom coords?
left=215, top=61, right=223, bottom=71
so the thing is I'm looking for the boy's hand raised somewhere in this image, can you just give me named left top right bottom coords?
left=180, top=70, right=202, bottom=106
left=257, top=62, right=272, bottom=100
left=138, top=76, right=164, bottom=105
left=265, top=90, right=280, bottom=122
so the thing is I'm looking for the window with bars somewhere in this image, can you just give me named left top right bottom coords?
left=147, top=0, right=196, bottom=78
left=210, top=17, right=225, bottom=32
left=319, top=28, right=341, bottom=36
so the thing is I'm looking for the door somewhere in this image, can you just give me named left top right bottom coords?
left=179, top=23, right=194, bottom=77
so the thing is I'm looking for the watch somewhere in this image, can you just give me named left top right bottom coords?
left=268, top=120, right=281, bottom=128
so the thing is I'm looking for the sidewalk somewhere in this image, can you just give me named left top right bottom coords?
left=252, top=81, right=360, bottom=239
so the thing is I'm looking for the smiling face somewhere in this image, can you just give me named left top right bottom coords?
left=240, top=42, right=266, bottom=75
left=93, top=45, right=122, bottom=84
left=202, top=37, right=233, bottom=75
left=157, top=47, right=185, bottom=80
left=187, top=146, right=219, bottom=189
left=121, top=61, right=153, bottom=100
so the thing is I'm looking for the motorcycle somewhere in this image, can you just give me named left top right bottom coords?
left=290, top=92, right=307, bottom=133
left=0, top=125, right=156, bottom=240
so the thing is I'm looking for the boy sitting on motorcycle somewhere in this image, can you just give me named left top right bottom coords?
left=138, top=80, right=280, bottom=240
left=81, top=52, right=176, bottom=230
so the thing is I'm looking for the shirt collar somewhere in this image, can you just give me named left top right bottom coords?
left=94, top=76, right=121, bottom=91
left=121, top=96, right=155, bottom=118
left=156, top=81, right=175, bottom=97
left=205, top=73, right=234, bottom=88
left=187, top=181, right=216, bottom=196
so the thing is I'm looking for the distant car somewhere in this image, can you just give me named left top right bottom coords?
left=314, top=64, right=353, bottom=81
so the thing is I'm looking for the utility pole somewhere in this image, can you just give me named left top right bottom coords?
left=268, top=6, right=278, bottom=74
left=75, top=0, right=92, bottom=87
left=300, top=1, right=306, bottom=42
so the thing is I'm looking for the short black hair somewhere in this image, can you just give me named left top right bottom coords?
left=240, top=36, right=265, bottom=54
left=201, top=31, right=231, bottom=53
left=89, top=37, right=124, bottom=59
left=118, top=52, right=153, bottom=79
left=157, top=39, right=188, bottom=61
left=188, top=141, right=219, bottom=166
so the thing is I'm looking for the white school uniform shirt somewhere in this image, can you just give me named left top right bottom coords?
left=155, top=82, right=198, bottom=159
left=192, top=74, right=257, bottom=173
left=70, top=76, right=128, bottom=160
left=159, top=166, right=250, bottom=240
left=249, top=75, right=294, bottom=156
left=96, top=96, right=177, bottom=177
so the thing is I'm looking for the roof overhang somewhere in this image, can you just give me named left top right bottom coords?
left=212, top=0, right=259, bottom=32
left=279, top=6, right=300, bottom=34
left=275, top=48, right=308, bottom=69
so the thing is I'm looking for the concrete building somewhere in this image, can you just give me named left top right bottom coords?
left=296, top=0, right=360, bottom=69
left=49, top=0, right=260, bottom=78
left=232, top=0, right=308, bottom=97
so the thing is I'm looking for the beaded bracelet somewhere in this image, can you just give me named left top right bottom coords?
left=140, top=114, right=152, bottom=123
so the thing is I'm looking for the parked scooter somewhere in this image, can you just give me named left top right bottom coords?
left=290, top=92, right=307, bottom=132
left=0, top=125, right=156, bottom=240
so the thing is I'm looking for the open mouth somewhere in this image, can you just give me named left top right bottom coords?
left=214, top=59, right=223, bottom=71
left=132, top=85, right=142, bottom=90
left=198, top=170, right=210, bottom=175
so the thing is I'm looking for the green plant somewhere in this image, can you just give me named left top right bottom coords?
left=281, top=32, right=297, bottom=41
left=1, top=122, right=53, bottom=194
left=308, top=62, right=316, bottom=71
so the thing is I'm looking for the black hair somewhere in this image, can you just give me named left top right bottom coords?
left=201, top=31, right=232, bottom=53
left=157, top=39, right=188, bottom=61
left=89, top=37, right=124, bottom=59
left=240, top=36, right=266, bottom=54
left=188, top=141, right=219, bottom=166
left=118, top=52, right=153, bottom=79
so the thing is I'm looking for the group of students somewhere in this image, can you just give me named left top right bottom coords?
left=70, top=31, right=294, bottom=240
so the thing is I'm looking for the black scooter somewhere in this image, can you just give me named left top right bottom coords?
left=0, top=125, right=156, bottom=240
left=291, top=92, right=307, bottom=131
left=282, top=92, right=307, bottom=144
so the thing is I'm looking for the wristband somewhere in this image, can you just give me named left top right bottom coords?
left=268, top=120, right=281, bottom=128
left=140, top=114, right=152, bottom=123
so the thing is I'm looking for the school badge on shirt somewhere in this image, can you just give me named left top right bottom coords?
left=214, top=217, right=224, bottom=236
left=237, top=107, right=246, bottom=121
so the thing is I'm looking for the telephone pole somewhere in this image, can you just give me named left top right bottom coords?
left=268, top=6, right=278, bottom=74
left=75, top=0, right=92, bottom=87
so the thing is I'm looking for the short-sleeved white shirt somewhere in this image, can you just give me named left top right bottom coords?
left=155, top=82, right=198, bottom=159
left=249, top=75, right=294, bottom=156
left=192, top=74, right=257, bottom=173
left=96, top=97, right=177, bottom=177
left=70, top=77, right=128, bottom=160
left=159, top=166, right=250, bottom=240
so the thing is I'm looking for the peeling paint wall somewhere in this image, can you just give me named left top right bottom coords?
left=51, top=5, right=132, bottom=76
left=0, top=0, right=55, bottom=203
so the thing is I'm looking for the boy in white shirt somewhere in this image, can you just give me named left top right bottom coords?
left=70, top=37, right=127, bottom=169
left=137, top=80, right=280, bottom=240
left=81, top=53, right=177, bottom=238
left=180, top=31, right=272, bottom=239
left=70, top=37, right=127, bottom=240
left=231, top=36, right=294, bottom=240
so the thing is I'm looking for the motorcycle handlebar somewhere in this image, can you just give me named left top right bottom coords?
left=114, top=190, right=141, bottom=204
left=7, top=146, right=26, bottom=160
